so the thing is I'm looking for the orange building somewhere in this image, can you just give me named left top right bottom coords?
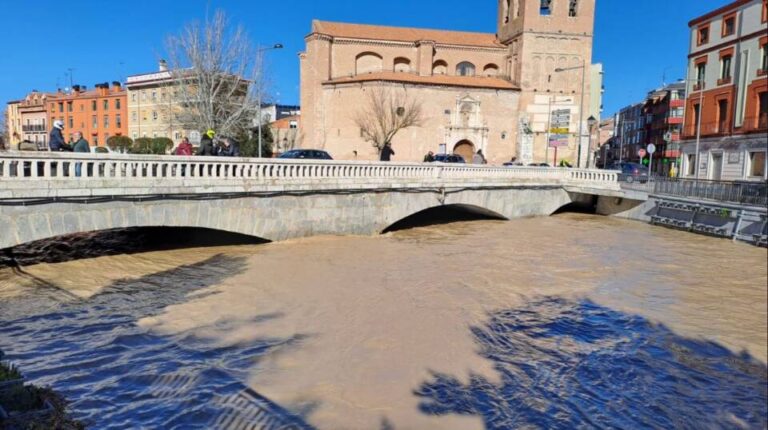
left=46, top=82, right=127, bottom=147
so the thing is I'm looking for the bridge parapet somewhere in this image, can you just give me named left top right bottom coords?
left=0, top=153, right=619, bottom=196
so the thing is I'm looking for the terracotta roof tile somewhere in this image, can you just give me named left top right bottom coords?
left=312, top=20, right=504, bottom=48
left=270, top=115, right=300, bottom=128
left=323, top=71, right=518, bottom=90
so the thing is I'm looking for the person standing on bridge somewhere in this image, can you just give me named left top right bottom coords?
left=380, top=142, right=395, bottom=162
left=49, top=120, right=72, bottom=152
left=197, top=130, right=216, bottom=156
left=217, top=137, right=240, bottom=157
left=472, top=149, right=487, bottom=165
left=175, top=137, right=193, bottom=156
left=72, top=132, right=90, bottom=177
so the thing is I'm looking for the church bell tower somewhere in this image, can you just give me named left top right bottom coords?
left=498, top=0, right=597, bottom=165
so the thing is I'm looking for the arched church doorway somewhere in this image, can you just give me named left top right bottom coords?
left=453, top=140, right=475, bottom=162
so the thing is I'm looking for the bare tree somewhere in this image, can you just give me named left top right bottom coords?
left=354, top=87, right=424, bottom=151
left=165, top=10, right=267, bottom=137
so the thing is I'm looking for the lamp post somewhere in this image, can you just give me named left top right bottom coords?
left=554, top=59, right=588, bottom=168
left=586, top=115, right=597, bottom=168
left=257, top=43, right=283, bottom=158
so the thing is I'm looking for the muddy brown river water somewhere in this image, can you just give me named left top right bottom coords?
left=0, top=213, right=766, bottom=429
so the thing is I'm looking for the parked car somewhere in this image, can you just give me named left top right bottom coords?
left=91, top=146, right=113, bottom=154
left=278, top=149, right=333, bottom=160
left=432, top=154, right=465, bottom=163
left=528, top=163, right=551, bottom=167
left=610, top=162, right=649, bottom=183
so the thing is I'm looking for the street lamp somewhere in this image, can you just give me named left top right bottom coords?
left=586, top=115, right=597, bottom=168
left=257, top=43, right=284, bottom=158
left=554, top=59, right=588, bottom=168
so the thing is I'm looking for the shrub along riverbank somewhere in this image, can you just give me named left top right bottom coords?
left=0, top=350, right=84, bottom=429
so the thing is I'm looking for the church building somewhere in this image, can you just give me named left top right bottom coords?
left=300, top=0, right=596, bottom=165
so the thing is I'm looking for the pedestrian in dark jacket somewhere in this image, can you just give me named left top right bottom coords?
left=423, top=151, right=435, bottom=162
left=49, top=120, right=72, bottom=152
left=380, top=142, right=395, bottom=161
left=218, top=137, right=240, bottom=157
left=197, top=129, right=216, bottom=156
left=72, top=132, right=90, bottom=177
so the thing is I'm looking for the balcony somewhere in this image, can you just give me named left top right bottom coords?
left=682, top=121, right=733, bottom=138
left=742, top=114, right=768, bottom=132
left=21, top=125, right=46, bottom=132
left=667, top=116, right=684, bottom=125
left=670, top=99, right=685, bottom=108
left=717, top=76, right=732, bottom=86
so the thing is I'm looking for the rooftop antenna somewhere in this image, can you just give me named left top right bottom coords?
left=67, top=68, right=75, bottom=88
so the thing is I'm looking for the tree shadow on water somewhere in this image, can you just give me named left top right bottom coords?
left=0, top=255, right=315, bottom=429
left=414, top=297, right=768, bottom=430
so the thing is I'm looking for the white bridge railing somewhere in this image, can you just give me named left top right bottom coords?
left=0, top=152, right=619, bottom=190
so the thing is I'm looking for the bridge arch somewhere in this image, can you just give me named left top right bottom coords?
left=382, top=203, right=508, bottom=233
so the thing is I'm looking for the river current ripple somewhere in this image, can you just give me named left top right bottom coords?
left=0, top=214, right=766, bottom=429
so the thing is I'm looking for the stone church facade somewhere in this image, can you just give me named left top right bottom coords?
left=300, top=0, right=595, bottom=165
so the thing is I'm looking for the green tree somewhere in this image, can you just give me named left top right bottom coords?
left=130, top=137, right=153, bottom=154
left=150, top=137, right=174, bottom=154
left=238, top=126, right=273, bottom=157
left=106, top=136, right=133, bottom=153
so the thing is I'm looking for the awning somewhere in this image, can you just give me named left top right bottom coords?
left=663, top=149, right=680, bottom=158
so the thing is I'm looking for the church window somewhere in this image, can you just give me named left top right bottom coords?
left=483, top=64, right=500, bottom=77
left=355, top=52, right=383, bottom=75
left=569, top=0, right=578, bottom=17
left=394, top=57, right=411, bottom=73
left=433, top=60, right=448, bottom=75
left=540, top=0, right=552, bottom=16
left=456, top=62, right=476, bottom=77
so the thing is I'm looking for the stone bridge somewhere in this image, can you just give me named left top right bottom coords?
left=0, top=152, right=638, bottom=249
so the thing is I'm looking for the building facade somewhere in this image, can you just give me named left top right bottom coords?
left=642, top=82, right=686, bottom=175
left=300, top=0, right=596, bottom=165
left=680, top=0, right=768, bottom=181
left=125, top=61, right=194, bottom=145
left=270, top=115, right=301, bottom=154
left=258, top=104, right=301, bottom=124
left=5, top=100, right=22, bottom=148
left=46, top=83, right=127, bottom=147
left=16, top=91, right=54, bottom=150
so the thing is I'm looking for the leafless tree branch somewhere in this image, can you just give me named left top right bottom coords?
left=354, top=87, right=423, bottom=151
left=165, top=10, right=267, bottom=137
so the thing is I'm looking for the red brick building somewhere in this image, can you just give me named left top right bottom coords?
left=46, top=82, right=127, bottom=147
left=680, top=0, right=768, bottom=181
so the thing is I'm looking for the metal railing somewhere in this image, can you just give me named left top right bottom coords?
left=651, top=177, right=767, bottom=206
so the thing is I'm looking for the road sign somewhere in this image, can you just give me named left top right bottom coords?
left=550, top=109, right=571, bottom=130
left=647, top=144, right=656, bottom=155
left=189, top=131, right=201, bottom=145
left=548, top=134, right=569, bottom=148
left=663, top=131, right=672, bottom=143
left=638, top=148, right=647, bottom=158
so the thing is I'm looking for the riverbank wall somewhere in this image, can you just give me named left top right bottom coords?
left=596, top=194, right=767, bottom=247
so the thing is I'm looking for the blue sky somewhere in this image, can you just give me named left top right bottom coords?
left=0, top=0, right=728, bottom=119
